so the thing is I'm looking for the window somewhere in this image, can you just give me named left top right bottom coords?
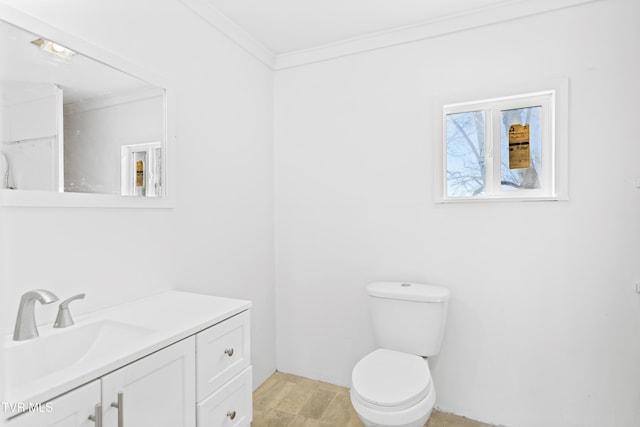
left=121, top=141, right=162, bottom=197
left=436, top=82, right=567, bottom=202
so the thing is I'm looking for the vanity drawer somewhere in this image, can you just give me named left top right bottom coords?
left=196, top=310, right=250, bottom=400
left=196, top=366, right=252, bottom=427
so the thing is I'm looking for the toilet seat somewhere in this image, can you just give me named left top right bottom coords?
left=351, top=348, right=432, bottom=411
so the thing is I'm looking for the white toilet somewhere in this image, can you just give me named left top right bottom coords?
left=350, top=282, right=450, bottom=427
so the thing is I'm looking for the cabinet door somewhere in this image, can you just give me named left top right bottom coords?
left=101, top=337, right=196, bottom=427
left=5, top=380, right=100, bottom=427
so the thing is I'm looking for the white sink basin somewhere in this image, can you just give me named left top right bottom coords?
left=4, top=320, right=155, bottom=391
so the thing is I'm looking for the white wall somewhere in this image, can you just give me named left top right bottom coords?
left=0, top=0, right=275, bottom=389
left=274, top=0, right=640, bottom=426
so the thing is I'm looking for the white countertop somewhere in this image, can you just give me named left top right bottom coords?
left=2, top=291, right=251, bottom=415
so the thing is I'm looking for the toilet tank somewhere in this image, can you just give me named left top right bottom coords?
left=367, top=282, right=450, bottom=357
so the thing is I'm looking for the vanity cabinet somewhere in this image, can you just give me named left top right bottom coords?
left=4, top=306, right=251, bottom=427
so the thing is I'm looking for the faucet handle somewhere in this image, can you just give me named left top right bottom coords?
left=54, top=293, right=85, bottom=328
left=59, top=293, right=85, bottom=308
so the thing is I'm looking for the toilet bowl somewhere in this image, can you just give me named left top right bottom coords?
left=350, top=282, right=450, bottom=427
left=350, top=348, right=436, bottom=427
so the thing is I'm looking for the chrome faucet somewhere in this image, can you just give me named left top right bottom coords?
left=54, top=293, right=85, bottom=328
left=13, top=289, right=59, bottom=341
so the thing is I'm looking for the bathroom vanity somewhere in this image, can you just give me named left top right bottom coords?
left=2, top=291, right=252, bottom=427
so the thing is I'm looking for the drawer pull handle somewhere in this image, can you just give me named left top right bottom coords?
left=88, top=403, right=102, bottom=426
left=224, top=348, right=234, bottom=357
left=227, top=410, right=237, bottom=420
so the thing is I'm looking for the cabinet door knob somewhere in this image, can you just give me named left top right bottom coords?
left=227, top=410, right=237, bottom=420
left=110, top=391, right=124, bottom=427
left=224, top=348, right=234, bottom=357
left=88, top=403, right=102, bottom=427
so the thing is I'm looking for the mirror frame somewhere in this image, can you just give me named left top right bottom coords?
left=0, top=3, right=176, bottom=208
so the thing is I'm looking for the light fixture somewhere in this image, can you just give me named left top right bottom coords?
left=31, top=38, right=75, bottom=59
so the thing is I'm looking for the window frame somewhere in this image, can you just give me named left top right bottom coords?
left=434, top=79, right=568, bottom=202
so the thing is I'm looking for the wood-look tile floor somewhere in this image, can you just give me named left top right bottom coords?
left=252, top=371, right=495, bottom=427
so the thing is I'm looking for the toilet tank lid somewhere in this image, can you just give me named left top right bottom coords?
left=367, top=282, right=450, bottom=302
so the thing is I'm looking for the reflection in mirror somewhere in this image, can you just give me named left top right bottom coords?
left=0, top=18, right=165, bottom=197
left=120, top=141, right=162, bottom=197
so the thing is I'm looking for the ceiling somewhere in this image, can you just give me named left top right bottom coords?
left=204, top=0, right=511, bottom=54
left=181, top=0, right=593, bottom=68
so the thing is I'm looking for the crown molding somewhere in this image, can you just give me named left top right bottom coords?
left=274, top=0, right=597, bottom=70
left=178, top=0, right=276, bottom=69
left=178, top=0, right=597, bottom=71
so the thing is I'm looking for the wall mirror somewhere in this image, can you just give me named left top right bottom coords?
left=0, top=6, right=174, bottom=208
